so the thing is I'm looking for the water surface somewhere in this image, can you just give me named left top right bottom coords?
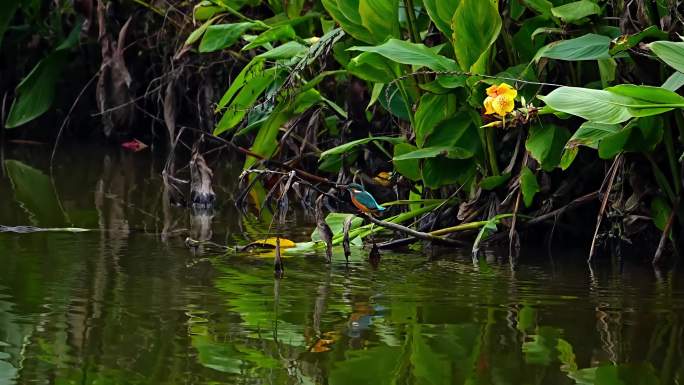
left=1, top=145, right=683, bottom=385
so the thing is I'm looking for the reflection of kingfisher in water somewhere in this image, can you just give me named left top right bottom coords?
left=342, top=183, right=386, bottom=215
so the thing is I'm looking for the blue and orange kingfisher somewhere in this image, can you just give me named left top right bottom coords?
left=342, top=183, right=386, bottom=215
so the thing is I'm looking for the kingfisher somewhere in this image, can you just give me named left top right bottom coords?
left=343, top=183, right=386, bottom=215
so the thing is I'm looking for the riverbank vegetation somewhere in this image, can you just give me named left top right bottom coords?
left=2, top=0, right=684, bottom=262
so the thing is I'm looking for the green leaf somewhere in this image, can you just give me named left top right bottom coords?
left=526, top=124, right=571, bottom=171
left=214, top=64, right=277, bottom=136
left=513, top=15, right=551, bottom=62
left=392, top=146, right=473, bottom=161
left=319, top=136, right=405, bottom=161
left=414, top=93, right=457, bottom=147
left=550, top=0, right=601, bottom=23
left=425, top=113, right=482, bottom=159
left=348, top=39, right=458, bottom=71
left=5, top=22, right=82, bottom=129
left=649, top=40, right=684, bottom=73
left=359, top=0, right=399, bottom=44
left=347, top=52, right=400, bottom=83
left=244, top=89, right=322, bottom=170
left=393, top=143, right=421, bottom=181
left=481, top=173, right=511, bottom=190
left=609, top=26, right=668, bottom=55
left=257, top=41, right=307, bottom=60
left=0, top=0, right=19, bottom=49
left=566, top=122, right=621, bottom=149
left=534, top=33, right=611, bottom=61
left=662, top=71, right=684, bottom=91
left=521, top=0, right=553, bottom=18
left=322, top=0, right=375, bottom=43
left=537, top=85, right=684, bottom=124
left=422, top=157, right=476, bottom=189
left=520, top=166, right=540, bottom=208
left=242, top=25, right=296, bottom=50
left=199, top=22, right=256, bottom=52
left=651, top=196, right=672, bottom=236
left=452, top=0, right=502, bottom=73
left=423, top=0, right=460, bottom=38
left=185, top=16, right=221, bottom=47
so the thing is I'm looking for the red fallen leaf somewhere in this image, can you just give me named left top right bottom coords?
left=121, top=139, right=148, bottom=152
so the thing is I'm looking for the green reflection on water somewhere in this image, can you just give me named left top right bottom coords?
left=0, top=148, right=683, bottom=385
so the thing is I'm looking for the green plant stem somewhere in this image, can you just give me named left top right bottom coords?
left=485, top=127, right=500, bottom=176
left=646, top=153, right=676, bottom=203
left=402, top=0, right=427, bottom=85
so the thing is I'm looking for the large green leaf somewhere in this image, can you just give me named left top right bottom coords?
left=244, top=89, right=322, bottom=170
left=566, top=122, right=621, bottom=149
left=393, top=146, right=473, bottom=161
left=393, top=143, right=421, bottom=181
left=0, top=0, right=19, bottom=49
left=214, top=59, right=277, bottom=136
left=348, top=39, right=458, bottom=71
left=319, top=136, right=405, bottom=162
left=5, top=22, right=82, bottom=128
left=452, top=0, right=502, bottom=73
left=538, top=85, right=684, bottom=124
left=662, top=71, right=684, bottom=91
left=423, top=0, right=460, bottom=38
left=520, top=166, right=539, bottom=208
left=513, top=15, right=550, bottom=62
left=322, top=0, right=398, bottom=44
left=422, top=157, right=476, bottom=189
left=534, top=33, right=611, bottom=61
left=521, top=0, right=553, bottom=18
left=242, top=25, right=297, bottom=50
left=550, top=0, right=601, bottom=23
left=199, top=22, right=256, bottom=52
left=424, top=114, right=482, bottom=159
left=359, top=0, right=399, bottom=43
left=649, top=40, right=684, bottom=73
left=414, top=93, right=457, bottom=147
left=346, top=52, right=400, bottom=83
left=322, top=0, right=375, bottom=43
left=597, top=116, right=664, bottom=159
left=526, top=124, right=571, bottom=171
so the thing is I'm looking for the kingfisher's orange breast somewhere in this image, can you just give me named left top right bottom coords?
left=351, top=195, right=370, bottom=212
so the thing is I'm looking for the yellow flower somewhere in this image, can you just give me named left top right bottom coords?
left=483, top=83, right=517, bottom=117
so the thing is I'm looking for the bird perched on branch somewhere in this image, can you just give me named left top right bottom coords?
left=342, top=183, right=386, bottom=215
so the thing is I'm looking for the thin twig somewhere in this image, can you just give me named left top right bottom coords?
left=361, top=213, right=466, bottom=247
left=51, top=71, right=100, bottom=172
left=588, top=156, right=623, bottom=262
left=653, top=199, right=679, bottom=265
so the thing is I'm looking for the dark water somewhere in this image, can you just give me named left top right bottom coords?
left=1, top=144, right=683, bottom=385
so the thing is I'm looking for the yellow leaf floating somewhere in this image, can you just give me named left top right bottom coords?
left=244, top=237, right=296, bottom=249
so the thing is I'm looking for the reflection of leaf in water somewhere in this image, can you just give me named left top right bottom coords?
left=522, top=326, right=562, bottom=365
left=4, top=160, right=67, bottom=226
left=214, top=266, right=307, bottom=347
left=329, top=346, right=402, bottom=385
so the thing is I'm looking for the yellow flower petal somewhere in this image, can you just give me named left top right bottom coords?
left=492, top=95, right=515, bottom=116
left=483, top=96, right=496, bottom=114
left=486, top=83, right=517, bottom=99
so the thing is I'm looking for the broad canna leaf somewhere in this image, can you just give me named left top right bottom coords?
left=393, top=143, right=421, bottom=181
left=649, top=40, right=684, bottom=73
left=525, top=124, right=571, bottom=171
left=5, top=22, right=82, bottom=129
left=346, top=52, right=400, bottom=83
left=662, top=71, right=684, bottom=91
left=348, top=39, right=458, bottom=71
left=566, top=122, right=621, bottom=149
left=414, top=93, right=457, bottom=147
left=242, top=25, right=297, bottom=50
left=452, top=0, right=502, bottom=73
left=319, top=136, right=405, bottom=161
left=534, top=33, right=611, bottom=61
left=423, top=0, right=460, bottom=38
left=537, top=85, right=684, bottom=124
left=322, top=0, right=398, bottom=44
left=550, top=0, right=601, bottom=23
left=199, top=22, right=256, bottom=52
